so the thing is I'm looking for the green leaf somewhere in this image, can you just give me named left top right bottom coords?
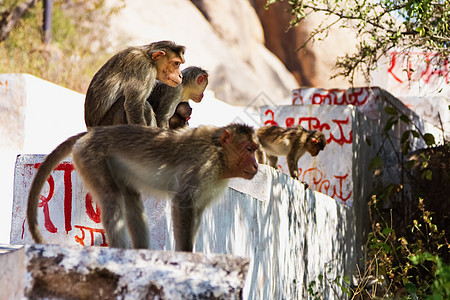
left=343, top=275, right=350, bottom=284
left=382, top=227, right=393, bottom=235
left=423, top=133, right=435, bottom=146
left=369, top=156, right=383, bottom=171
left=402, top=140, right=411, bottom=154
left=382, top=242, right=391, bottom=252
left=401, top=130, right=410, bottom=144
left=422, top=169, right=432, bottom=181
left=400, top=114, right=411, bottom=124
left=411, top=130, right=420, bottom=138
left=405, top=282, right=417, bottom=294
left=384, top=106, right=398, bottom=116
left=384, top=116, right=398, bottom=132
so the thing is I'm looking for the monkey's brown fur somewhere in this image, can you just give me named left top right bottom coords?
left=148, top=66, right=207, bottom=128
left=257, top=125, right=327, bottom=180
left=27, top=124, right=258, bottom=251
left=84, top=40, right=186, bottom=127
left=98, top=66, right=208, bottom=128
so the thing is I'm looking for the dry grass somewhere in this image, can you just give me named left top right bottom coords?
left=0, top=0, right=123, bottom=93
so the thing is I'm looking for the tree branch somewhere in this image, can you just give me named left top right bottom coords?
left=0, top=0, right=39, bottom=42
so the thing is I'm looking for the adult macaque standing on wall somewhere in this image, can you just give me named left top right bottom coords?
left=99, top=66, right=208, bottom=128
left=257, top=125, right=326, bottom=180
left=27, top=124, right=259, bottom=251
left=84, top=40, right=186, bottom=127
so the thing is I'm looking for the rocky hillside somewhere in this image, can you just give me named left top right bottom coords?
left=105, top=0, right=363, bottom=106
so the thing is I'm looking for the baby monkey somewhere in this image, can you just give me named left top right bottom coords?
left=257, top=125, right=327, bottom=180
left=169, top=102, right=192, bottom=129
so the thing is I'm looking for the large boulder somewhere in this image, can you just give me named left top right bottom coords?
left=105, top=0, right=298, bottom=106
left=253, top=0, right=367, bottom=88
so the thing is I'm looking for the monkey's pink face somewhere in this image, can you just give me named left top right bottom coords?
left=223, top=139, right=259, bottom=180
left=307, top=135, right=327, bottom=156
left=189, top=73, right=209, bottom=103
left=154, top=51, right=185, bottom=87
left=237, top=140, right=260, bottom=179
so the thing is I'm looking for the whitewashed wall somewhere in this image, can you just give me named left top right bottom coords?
left=260, top=105, right=355, bottom=206
left=370, top=50, right=450, bottom=141
left=0, top=74, right=85, bottom=244
left=11, top=156, right=355, bottom=299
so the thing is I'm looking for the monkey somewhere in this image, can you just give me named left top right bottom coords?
left=27, top=124, right=259, bottom=251
left=147, top=66, right=208, bottom=128
left=257, top=125, right=326, bottom=180
left=169, top=102, right=192, bottom=129
left=84, top=40, right=186, bottom=127
left=97, top=66, right=208, bottom=128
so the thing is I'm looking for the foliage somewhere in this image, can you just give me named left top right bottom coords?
left=364, top=196, right=450, bottom=299
left=307, top=199, right=450, bottom=299
left=362, top=106, right=449, bottom=298
left=265, top=0, right=450, bottom=84
left=308, top=104, right=449, bottom=298
left=307, top=261, right=351, bottom=299
left=0, top=0, right=124, bottom=93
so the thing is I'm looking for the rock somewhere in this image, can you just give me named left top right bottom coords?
left=105, top=0, right=298, bottom=106
left=24, top=244, right=249, bottom=299
left=254, top=0, right=367, bottom=88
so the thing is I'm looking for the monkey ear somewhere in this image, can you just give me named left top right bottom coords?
left=197, top=74, right=208, bottom=85
left=219, top=129, right=233, bottom=146
left=152, top=51, right=166, bottom=60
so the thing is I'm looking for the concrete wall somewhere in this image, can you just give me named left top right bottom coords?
left=0, top=74, right=85, bottom=244
left=3, top=73, right=438, bottom=298
left=371, top=49, right=450, bottom=141
left=0, top=244, right=249, bottom=299
left=11, top=157, right=355, bottom=299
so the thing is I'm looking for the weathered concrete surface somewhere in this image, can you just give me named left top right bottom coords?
left=11, top=161, right=356, bottom=299
left=0, top=244, right=248, bottom=299
left=0, top=73, right=85, bottom=244
left=0, top=245, right=25, bottom=300
left=371, top=49, right=450, bottom=141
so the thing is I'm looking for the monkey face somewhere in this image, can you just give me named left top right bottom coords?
left=189, top=74, right=209, bottom=103
left=219, top=130, right=259, bottom=179
left=238, top=140, right=260, bottom=179
left=155, top=51, right=185, bottom=87
left=307, top=132, right=327, bottom=156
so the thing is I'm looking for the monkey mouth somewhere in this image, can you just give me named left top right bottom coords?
left=191, top=93, right=204, bottom=103
left=243, top=170, right=258, bottom=179
left=168, top=78, right=182, bottom=87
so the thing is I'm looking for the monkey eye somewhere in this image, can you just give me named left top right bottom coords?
left=246, top=145, right=257, bottom=152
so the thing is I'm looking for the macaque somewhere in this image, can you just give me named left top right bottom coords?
left=84, top=40, right=186, bottom=127
left=169, top=102, right=192, bottom=129
left=257, top=125, right=326, bottom=180
left=99, top=66, right=208, bottom=128
left=27, top=124, right=258, bottom=251
left=148, top=66, right=208, bottom=128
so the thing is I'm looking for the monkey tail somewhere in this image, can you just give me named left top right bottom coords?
left=27, top=132, right=87, bottom=244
